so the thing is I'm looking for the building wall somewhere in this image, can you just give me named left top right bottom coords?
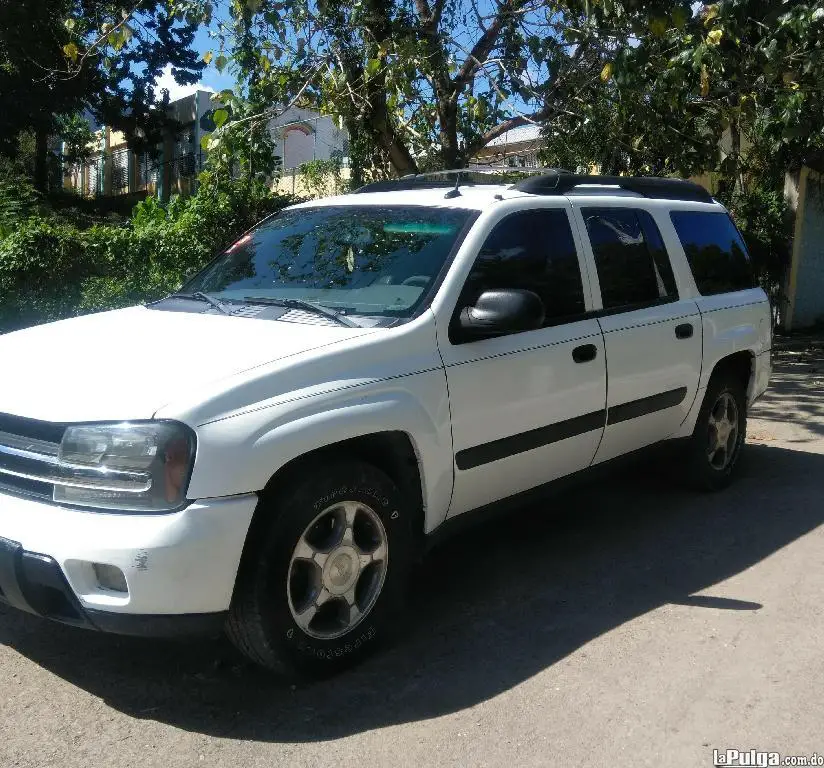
left=784, top=168, right=824, bottom=330
left=62, top=96, right=348, bottom=201
left=268, top=107, right=348, bottom=170
left=471, top=140, right=542, bottom=169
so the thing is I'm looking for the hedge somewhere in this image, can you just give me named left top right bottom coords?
left=0, top=179, right=296, bottom=334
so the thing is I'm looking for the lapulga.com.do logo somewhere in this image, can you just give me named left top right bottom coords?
left=714, top=750, right=824, bottom=767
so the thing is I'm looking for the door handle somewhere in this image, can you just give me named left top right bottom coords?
left=675, top=323, right=694, bottom=340
left=572, top=343, right=598, bottom=363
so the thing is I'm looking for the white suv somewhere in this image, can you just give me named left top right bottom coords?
left=0, top=171, right=771, bottom=675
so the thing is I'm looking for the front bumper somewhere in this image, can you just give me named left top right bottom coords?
left=0, top=491, right=258, bottom=636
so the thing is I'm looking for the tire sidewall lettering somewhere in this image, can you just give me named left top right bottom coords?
left=288, top=625, right=377, bottom=659
left=312, top=485, right=391, bottom=512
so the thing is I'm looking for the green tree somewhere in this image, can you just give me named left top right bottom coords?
left=186, top=0, right=681, bottom=180
left=0, top=0, right=204, bottom=190
left=540, top=1, right=824, bottom=186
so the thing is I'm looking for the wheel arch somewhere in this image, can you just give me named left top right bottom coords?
left=238, top=431, right=427, bottom=573
left=708, top=350, right=755, bottom=401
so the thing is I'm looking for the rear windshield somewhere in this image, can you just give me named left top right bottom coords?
left=182, top=205, right=475, bottom=317
left=669, top=211, right=755, bottom=295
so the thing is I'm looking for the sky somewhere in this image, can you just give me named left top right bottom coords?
left=152, top=24, right=234, bottom=101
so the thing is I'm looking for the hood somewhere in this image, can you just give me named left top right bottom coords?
left=0, top=306, right=365, bottom=423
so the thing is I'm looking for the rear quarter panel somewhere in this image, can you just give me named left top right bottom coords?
left=694, top=289, right=772, bottom=395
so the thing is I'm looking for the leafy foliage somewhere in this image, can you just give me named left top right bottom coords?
left=0, top=177, right=297, bottom=333
left=199, top=91, right=281, bottom=185
left=299, top=156, right=347, bottom=198
left=541, top=1, right=824, bottom=183
left=0, top=0, right=204, bottom=189
left=180, top=0, right=681, bottom=178
left=718, top=186, right=793, bottom=307
left=54, top=114, right=98, bottom=171
left=0, top=158, right=43, bottom=239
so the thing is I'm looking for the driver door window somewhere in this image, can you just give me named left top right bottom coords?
left=462, top=208, right=586, bottom=330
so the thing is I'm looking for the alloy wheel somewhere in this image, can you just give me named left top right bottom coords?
left=287, top=501, right=389, bottom=640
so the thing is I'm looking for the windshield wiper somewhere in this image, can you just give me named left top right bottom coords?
left=243, top=296, right=358, bottom=328
left=166, top=291, right=233, bottom=315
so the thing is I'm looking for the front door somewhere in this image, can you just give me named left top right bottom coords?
left=436, top=204, right=607, bottom=518
left=571, top=204, right=704, bottom=463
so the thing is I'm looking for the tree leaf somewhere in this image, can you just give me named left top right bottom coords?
left=203, top=50, right=213, bottom=65
left=649, top=16, right=668, bottom=38
left=215, top=54, right=228, bottom=73
left=601, top=62, right=613, bottom=81
left=700, top=64, right=710, bottom=97
left=704, top=5, right=719, bottom=26
left=671, top=6, right=688, bottom=29
left=213, top=108, right=229, bottom=128
left=707, top=29, right=723, bottom=46
left=63, top=42, right=79, bottom=63
left=200, top=134, right=211, bottom=150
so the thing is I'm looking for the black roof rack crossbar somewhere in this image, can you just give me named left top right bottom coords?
left=353, top=167, right=573, bottom=194
left=512, top=172, right=714, bottom=203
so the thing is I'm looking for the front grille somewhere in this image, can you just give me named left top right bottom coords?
left=0, top=474, right=52, bottom=502
left=0, top=413, right=66, bottom=444
left=0, top=413, right=65, bottom=502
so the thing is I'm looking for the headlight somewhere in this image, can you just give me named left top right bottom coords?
left=53, top=421, right=196, bottom=512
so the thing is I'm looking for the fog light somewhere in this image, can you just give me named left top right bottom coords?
left=92, top=563, right=128, bottom=593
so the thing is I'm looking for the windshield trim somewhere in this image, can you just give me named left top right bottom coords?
left=176, top=204, right=481, bottom=326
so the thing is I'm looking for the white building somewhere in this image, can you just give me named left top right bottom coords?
left=268, top=107, right=348, bottom=171
left=64, top=93, right=349, bottom=201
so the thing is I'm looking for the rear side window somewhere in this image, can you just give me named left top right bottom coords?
left=466, top=208, right=586, bottom=326
left=670, top=211, right=755, bottom=295
left=582, top=208, right=678, bottom=311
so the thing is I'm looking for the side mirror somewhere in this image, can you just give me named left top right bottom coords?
left=458, top=288, right=545, bottom=338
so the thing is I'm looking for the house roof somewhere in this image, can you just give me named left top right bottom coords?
left=484, top=123, right=542, bottom=148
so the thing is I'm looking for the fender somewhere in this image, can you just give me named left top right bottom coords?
left=695, top=290, right=769, bottom=392
left=672, top=289, right=770, bottom=439
left=186, top=373, right=455, bottom=533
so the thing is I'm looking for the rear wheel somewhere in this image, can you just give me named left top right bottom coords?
left=684, top=371, right=747, bottom=491
left=227, top=459, right=416, bottom=676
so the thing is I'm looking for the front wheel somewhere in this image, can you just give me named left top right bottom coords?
left=226, top=459, right=416, bottom=676
left=684, top=372, right=747, bottom=491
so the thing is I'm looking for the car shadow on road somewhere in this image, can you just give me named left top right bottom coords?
left=1, top=443, right=822, bottom=743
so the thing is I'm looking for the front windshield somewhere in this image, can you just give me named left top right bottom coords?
left=182, top=205, right=476, bottom=317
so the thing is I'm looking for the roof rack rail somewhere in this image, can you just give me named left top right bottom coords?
left=511, top=172, right=713, bottom=203
left=354, top=167, right=573, bottom=194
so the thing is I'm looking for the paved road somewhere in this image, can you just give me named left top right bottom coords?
left=2, top=342, right=823, bottom=768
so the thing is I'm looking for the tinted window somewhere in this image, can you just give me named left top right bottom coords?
left=670, top=211, right=755, bottom=295
left=583, top=207, right=677, bottom=310
left=465, top=209, right=585, bottom=326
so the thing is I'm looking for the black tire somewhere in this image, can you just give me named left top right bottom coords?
left=684, top=370, right=748, bottom=491
left=226, top=459, right=416, bottom=676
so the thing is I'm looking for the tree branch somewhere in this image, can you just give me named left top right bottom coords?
left=450, top=0, right=516, bottom=95
left=45, top=10, right=136, bottom=81
left=414, top=0, right=433, bottom=23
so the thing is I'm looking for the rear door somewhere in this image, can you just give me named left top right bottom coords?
left=571, top=203, right=703, bottom=463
